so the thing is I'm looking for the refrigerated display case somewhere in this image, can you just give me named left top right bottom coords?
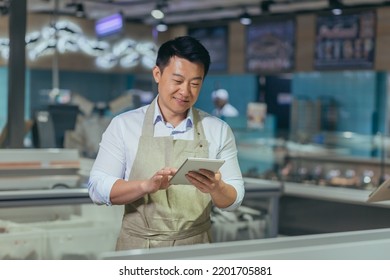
left=0, top=178, right=281, bottom=259
left=235, top=130, right=390, bottom=235
left=0, top=149, right=81, bottom=190
left=0, top=188, right=123, bottom=260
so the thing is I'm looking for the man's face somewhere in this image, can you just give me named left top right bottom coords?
left=153, top=56, right=204, bottom=124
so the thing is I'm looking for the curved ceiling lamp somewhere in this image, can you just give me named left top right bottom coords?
left=156, top=21, right=168, bottom=32
left=75, top=3, right=85, bottom=18
left=239, top=10, right=252, bottom=25
left=329, top=0, right=344, bottom=15
left=151, top=0, right=168, bottom=20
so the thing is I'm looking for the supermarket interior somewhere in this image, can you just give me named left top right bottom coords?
left=1, top=0, right=390, bottom=260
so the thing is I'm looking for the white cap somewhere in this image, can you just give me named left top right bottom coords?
left=212, top=89, right=229, bottom=101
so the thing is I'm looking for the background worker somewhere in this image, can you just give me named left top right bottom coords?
left=212, top=88, right=239, bottom=118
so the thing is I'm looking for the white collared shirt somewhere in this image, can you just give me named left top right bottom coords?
left=88, top=103, right=245, bottom=211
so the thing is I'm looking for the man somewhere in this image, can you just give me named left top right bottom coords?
left=212, top=88, right=239, bottom=118
left=88, top=36, right=244, bottom=250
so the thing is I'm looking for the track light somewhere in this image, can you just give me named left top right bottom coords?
left=332, top=8, right=342, bottom=15
left=0, top=0, right=9, bottom=16
left=329, top=0, right=344, bottom=15
left=151, top=7, right=164, bottom=19
left=156, top=21, right=168, bottom=32
left=240, top=11, right=252, bottom=25
left=260, top=0, right=273, bottom=14
left=75, top=3, right=84, bottom=17
left=151, top=1, right=167, bottom=20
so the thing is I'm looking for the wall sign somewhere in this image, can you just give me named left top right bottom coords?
left=246, top=18, right=295, bottom=73
left=314, top=10, right=376, bottom=70
left=189, top=26, right=228, bottom=72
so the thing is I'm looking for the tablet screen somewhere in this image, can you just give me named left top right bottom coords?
left=169, top=157, right=225, bottom=185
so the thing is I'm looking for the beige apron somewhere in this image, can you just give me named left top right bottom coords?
left=116, top=98, right=212, bottom=250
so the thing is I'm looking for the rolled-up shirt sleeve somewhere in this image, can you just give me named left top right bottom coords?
left=213, top=121, right=245, bottom=211
left=88, top=170, right=119, bottom=205
left=88, top=116, right=128, bottom=206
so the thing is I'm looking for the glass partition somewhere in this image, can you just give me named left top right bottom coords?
left=236, top=129, right=390, bottom=191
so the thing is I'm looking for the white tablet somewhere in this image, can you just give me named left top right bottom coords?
left=169, top=157, right=225, bottom=185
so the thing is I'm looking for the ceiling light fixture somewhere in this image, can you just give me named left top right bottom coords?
left=156, top=21, right=168, bottom=32
left=75, top=3, right=84, bottom=18
left=239, top=11, right=252, bottom=25
left=260, top=0, right=273, bottom=14
left=151, top=8, right=164, bottom=19
left=151, top=1, right=167, bottom=20
left=329, top=0, right=344, bottom=15
left=0, top=0, right=9, bottom=16
left=332, top=8, right=342, bottom=15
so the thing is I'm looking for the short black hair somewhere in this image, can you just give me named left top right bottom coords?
left=156, top=36, right=211, bottom=77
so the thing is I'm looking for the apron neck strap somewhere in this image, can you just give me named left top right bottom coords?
left=142, top=96, right=206, bottom=140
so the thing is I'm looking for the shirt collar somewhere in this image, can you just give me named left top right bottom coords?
left=152, top=98, right=194, bottom=130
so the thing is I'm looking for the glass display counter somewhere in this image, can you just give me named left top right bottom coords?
left=0, top=189, right=123, bottom=260
left=0, top=178, right=281, bottom=259
left=236, top=130, right=390, bottom=191
left=234, top=129, right=390, bottom=235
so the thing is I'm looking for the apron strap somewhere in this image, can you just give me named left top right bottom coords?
left=142, top=97, right=157, bottom=137
left=142, top=96, right=206, bottom=142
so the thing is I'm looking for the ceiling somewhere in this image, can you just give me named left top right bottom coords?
left=6, top=0, right=390, bottom=26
